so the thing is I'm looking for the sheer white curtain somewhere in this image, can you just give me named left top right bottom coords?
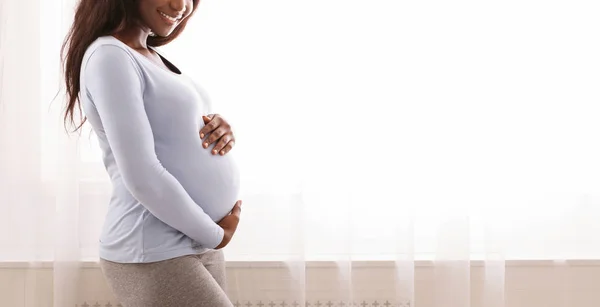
left=2, top=0, right=600, bottom=306
left=1, top=0, right=82, bottom=305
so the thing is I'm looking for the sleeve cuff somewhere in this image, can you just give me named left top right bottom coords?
left=211, top=225, right=225, bottom=249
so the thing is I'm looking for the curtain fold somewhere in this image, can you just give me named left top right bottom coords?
left=0, top=0, right=83, bottom=305
left=2, top=0, right=600, bottom=306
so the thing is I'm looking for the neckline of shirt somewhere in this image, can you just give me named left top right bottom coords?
left=105, top=35, right=184, bottom=77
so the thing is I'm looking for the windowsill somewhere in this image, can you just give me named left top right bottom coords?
left=2, top=259, right=600, bottom=269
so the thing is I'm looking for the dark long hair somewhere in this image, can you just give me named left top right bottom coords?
left=61, top=0, right=199, bottom=132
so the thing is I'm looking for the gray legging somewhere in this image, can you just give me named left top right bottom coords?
left=100, top=250, right=233, bottom=307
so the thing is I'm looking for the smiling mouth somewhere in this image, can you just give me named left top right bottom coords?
left=158, top=10, right=183, bottom=24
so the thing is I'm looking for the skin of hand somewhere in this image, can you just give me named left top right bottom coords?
left=214, top=200, right=242, bottom=249
left=199, top=114, right=236, bottom=155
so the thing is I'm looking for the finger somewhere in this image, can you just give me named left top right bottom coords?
left=204, top=126, right=227, bottom=149
left=202, top=115, right=213, bottom=125
left=231, top=200, right=242, bottom=217
left=199, top=116, right=221, bottom=139
left=213, top=134, right=233, bottom=155
left=199, top=117, right=219, bottom=139
left=200, top=116, right=212, bottom=138
left=219, top=140, right=235, bottom=156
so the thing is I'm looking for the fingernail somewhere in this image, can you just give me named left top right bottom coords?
left=204, top=143, right=208, bottom=148
left=200, top=133, right=204, bottom=138
left=220, top=151, right=225, bottom=155
left=212, top=150, right=217, bottom=155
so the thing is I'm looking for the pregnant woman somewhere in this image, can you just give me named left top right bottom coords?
left=61, top=0, right=241, bottom=306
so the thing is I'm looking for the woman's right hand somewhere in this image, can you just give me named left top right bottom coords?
left=215, top=200, right=242, bottom=249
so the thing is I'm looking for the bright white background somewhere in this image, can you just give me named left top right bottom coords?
left=2, top=0, right=600, bottom=265
left=3, top=1, right=600, bottom=306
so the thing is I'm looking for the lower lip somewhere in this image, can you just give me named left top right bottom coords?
left=158, top=11, right=178, bottom=26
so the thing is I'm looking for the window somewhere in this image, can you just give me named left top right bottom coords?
left=4, top=0, right=599, bottom=263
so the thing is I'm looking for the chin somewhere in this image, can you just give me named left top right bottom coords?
left=153, top=29, right=175, bottom=37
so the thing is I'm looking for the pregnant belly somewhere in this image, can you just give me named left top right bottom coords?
left=158, top=141, right=241, bottom=222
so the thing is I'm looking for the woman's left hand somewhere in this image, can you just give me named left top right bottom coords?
left=199, top=114, right=236, bottom=155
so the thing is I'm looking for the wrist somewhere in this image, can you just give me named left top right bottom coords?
left=212, top=224, right=225, bottom=249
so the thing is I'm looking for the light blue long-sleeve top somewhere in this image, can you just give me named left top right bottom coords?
left=80, top=36, right=240, bottom=263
